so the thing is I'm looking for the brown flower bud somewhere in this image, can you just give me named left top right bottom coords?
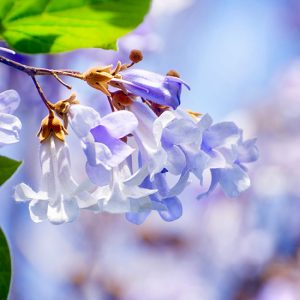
left=129, top=49, right=143, bottom=63
left=37, top=112, right=68, bottom=142
left=111, top=91, right=134, bottom=109
left=166, top=69, right=180, bottom=78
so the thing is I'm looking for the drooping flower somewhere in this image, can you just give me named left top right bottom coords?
left=15, top=136, right=99, bottom=224
left=0, top=90, right=22, bottom=146
left=15, top=116, right=98, bottom=224
left=110, top=69, right=190, bottom=109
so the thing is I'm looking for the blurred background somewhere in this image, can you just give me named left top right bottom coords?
left=1, top=0, right=300, bottom=299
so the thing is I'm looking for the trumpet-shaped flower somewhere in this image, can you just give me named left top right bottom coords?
left=14, top=137, right=98, bottom=224
left=68, top=104, right=138, bottom=186
left=0, top=90, right=22, bottom=146
left=111, top=69, right=190, bottom=109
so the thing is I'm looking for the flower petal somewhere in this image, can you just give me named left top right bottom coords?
left=100, top=110, right=138, bottom=138
left=14, top=183, right=47, bottom=202
left=69, top=104, right=101, bottom=138
left=203, top=122, right=240, bottom=149
left=117, top=69, right=188, bottom=109
left=166, top=145, right=186, bottom=175
left=126, top=211, right=150, bottom=225
left=237, top=138, right=259, bottom=163
left=29, top=200, right=48, bottom=223
left=0, top=113, right=22, bottom=146
left=91, top=125, right=135, bottom=167
left=218, top=165, right=251, bottom=197
left=86, top=162, right=111, bottom=186
left=47, top=199, right=79, bottom=225
left=158, top=197, right=182, bottom=221
left=0, top=90, right=20, bottom=114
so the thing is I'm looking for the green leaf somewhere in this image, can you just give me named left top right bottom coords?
left=0, top=156, right=21, bottom=186
left=0, top=228, right=11, bottom=300
left=0, top=0, right=151, bottom=54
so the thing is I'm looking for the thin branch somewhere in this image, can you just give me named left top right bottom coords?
left=0, top=55, right=83, bottom=81
left=51, top=72, right=72, bottom=89
left=31, top=76, right=54, bottom=112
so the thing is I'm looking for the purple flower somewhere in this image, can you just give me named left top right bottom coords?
left=68, top=104, right=138, bottom=186
left=111, top=69, right=190, bottom=109
left=199, top=118, right=258, bottom=198
left=0, top=90, right=22, bottom=146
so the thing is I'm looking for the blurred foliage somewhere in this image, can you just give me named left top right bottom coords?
left=0, top=156, right=21, bottom=186
left=0, top=0, right=151, bottom=54
left=0, top=228, right=11, bottom=300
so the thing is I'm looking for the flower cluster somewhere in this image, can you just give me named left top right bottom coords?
left=13, top=50, right=258, bottom=224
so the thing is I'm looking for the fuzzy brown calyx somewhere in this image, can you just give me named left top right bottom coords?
left=129, top=49, right=143, bottom=63
left=111, top=91, right=134, bottom=110
left=149, top=102, right=170, bottom=116
left=54, top=93, right=79, bottom=115
left=54, top=93, right=80, bottom=129
left=37, top=112, right=68, bottom=142
left=83, top=64, right=123, bottom=96
left=166, top=69, right=180, bottom=78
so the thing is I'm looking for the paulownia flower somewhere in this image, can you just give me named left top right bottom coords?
left=15, top=125, right=98, bottom=224
left=110, top=69, right=190, bottom=109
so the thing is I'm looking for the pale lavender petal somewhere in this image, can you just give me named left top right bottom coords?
left=158, top=197, right=182, bottom=221
left=197, top=168, right=221, bottom=199
left=14, top=183, right=47, bottom=202
left=218, top=165, right=251, bottom=197
left=237, top=138, right=259, bottom=163
left=0, top=90, right=20, bottom=114
left=167, top=169, right=190, bottom=197
left=166, top=145, right=186, bottom=175
left=86, top=162, right=111, bottom=186
left=100, top=111, right=138, bottom=138
left=47, top=199, right=79, bottom=225
left=83, top=137, right=112, bottom=166
left=54, top=138, right=78, bottom=194
left=126, top=211, right=150, bottom=225
left=91, top=125, right=135, bottom=167
left=0, top=113, right=21, bottom=146
left=29, top=200, right=48, bottom=223
left=116, top=69, right=189, bottom=109
left=162, top=118, right=202, bottom=146
left=203, top=122, right=240, bottom=149
left=69, top=104, right=101, bottom=138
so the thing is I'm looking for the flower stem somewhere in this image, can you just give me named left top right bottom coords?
left=31, top=76, right=54, bottom=112
left=0, top=55, right=83, bottom=80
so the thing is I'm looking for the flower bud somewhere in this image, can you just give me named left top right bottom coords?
left=166, top=69, right=180, bottom=78
left=112, top=91, right=134, bottom=110
left=129, top=49, right=143, bottom=63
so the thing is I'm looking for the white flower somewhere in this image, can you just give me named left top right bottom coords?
left=14, top=137, right=98, bottom=224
